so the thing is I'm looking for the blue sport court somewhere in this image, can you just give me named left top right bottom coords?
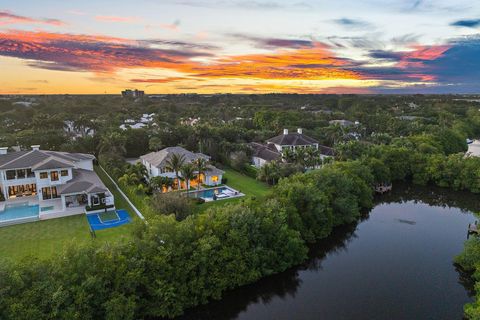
left=87, top=209, right=131, bottom=231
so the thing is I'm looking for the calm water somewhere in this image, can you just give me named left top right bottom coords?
left=178, top=183, right=480, bottom=320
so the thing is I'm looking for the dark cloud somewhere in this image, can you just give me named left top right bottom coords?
left=450, top=19, right=480, bottom=28
left=333, top=18, right=372, bottom=28
left=228, top=33, right=314, bottom=49
left=368, top=50, right=404, bottom=61
left=141, top=39, right=220, bottom=50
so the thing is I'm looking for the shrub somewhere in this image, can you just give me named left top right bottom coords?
left=150, top=192, right=193, bottom=221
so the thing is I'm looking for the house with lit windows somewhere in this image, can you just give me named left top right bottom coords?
left=140, top=146, right=224, bottom=189
left=0, top=145, right=114, bottom=224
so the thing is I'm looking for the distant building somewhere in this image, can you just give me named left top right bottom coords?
left=329, top=119, right=359, bottom=127
left=121, top=89, right=145, bottom=98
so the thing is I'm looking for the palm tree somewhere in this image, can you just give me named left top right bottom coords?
left=165, top=153, right=186, bottom=190
left=282, top=148, right=296, bottom=163
left=305, top=146, right=320, bottom=168
left=258, top=161, right=281, bottom=185
left=180, top=164, right=196, bottom=195
left=98, top=132, right=126, bottom=156
left=295, top=147, right=307, bottom=168
left=193, top=158, right=209, bottom=190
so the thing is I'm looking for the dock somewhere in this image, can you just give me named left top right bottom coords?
left=468, top=223, right=479, bottom=235
left=375, top=183, right=392, bottom=194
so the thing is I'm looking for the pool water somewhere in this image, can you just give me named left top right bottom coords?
left=192, top=187, right=228, bottom=199
left=0, top=204, right=39, bottom=222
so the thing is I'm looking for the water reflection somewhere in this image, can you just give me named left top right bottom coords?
left=175, top=182, right=479, bottom=320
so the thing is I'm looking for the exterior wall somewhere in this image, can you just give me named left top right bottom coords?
left=252, top=156, right=268, bottom=168
left=75, top=159, right=94, bottom=171
left=35, top=168, right=73, bottom=188
left=204, top=173, right=222, bottom=186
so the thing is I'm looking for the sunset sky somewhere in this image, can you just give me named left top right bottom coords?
left=1, top=0, right=479, bottom=94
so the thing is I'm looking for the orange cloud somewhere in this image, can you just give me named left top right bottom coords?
left=95, top=15, right=141, bottom=23
left=180, top=43, right=360, bottom=80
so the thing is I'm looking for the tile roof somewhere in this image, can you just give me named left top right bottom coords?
left=250, top=142, right=282, bottom=161
left=57, top=169, right=108, bottom=195
left=0, top=149, right=94, bottom=170
left=266, top=132, right=318, bottom=146
left=140, top=146, right=209, bottom=168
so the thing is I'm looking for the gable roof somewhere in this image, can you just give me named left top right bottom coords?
left=32, top=158, right=74, bottom=171
left=250, top=142, right=282, bottom=161
left=267, top=132, right=318, bottom=146
left=140, top=146, right=209, bottom=168
left=57, top=169, right=108, bottom=195
left=0, top=149, right=94, bottom=170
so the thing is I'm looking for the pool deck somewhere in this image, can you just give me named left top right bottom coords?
left=186, top=185, right=245, bottom=202
left=0, top=196, right=85, bottom=226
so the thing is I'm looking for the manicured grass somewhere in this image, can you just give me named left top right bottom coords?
left=0, top=214, right=134, bottom=261
left=0, top=166, right=138, bottom=262
left=94, top=165, right=139, bottom=218
left=195, top=168, right=270, bottom=212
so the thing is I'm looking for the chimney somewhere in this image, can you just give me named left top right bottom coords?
left=31, top=145, right=40, bottom=151
left=297, top=128, right=303, bottom=134
left=0, top=147, right=7, bottom=155
left=283, top=128, right=289, bottom=135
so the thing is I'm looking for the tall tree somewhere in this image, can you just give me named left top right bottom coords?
left=165, top=153, right=186, bottom=190
left=193, top=158, right=209, bottom=190
left=180, top=163, right=196, bottom=194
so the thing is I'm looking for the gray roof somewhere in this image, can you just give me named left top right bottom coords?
left=32, top=158, right=74, bottom=171
left=267, top=132, right=318, bottom=146
left=250, top=142, right=282, bottom=161
left=0, top=149, right=94, bottom=170
left=57, top=169, right=108, bottom=195
left=140, top=146, right=209, bottom=168
left=319, top=145, right=335, bottom=157
left=206, top=164, right=224, bottom=176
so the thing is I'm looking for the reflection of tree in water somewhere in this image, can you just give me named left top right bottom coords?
left=173, top=183, right=479, bottom=320
left=381, top=181, right=479, bottom=300
left=175, top=222, right=360, bottom=320
left=376, top=181, right=480, bottom=213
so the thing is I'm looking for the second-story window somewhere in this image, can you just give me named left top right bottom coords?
left=40, top=172, right=48, bottom=179
left=6, top=170, right=16, bottom=180
left=60, top=170, right=68, bottom=177
left=16, top=169, right=26, bottom=179
left=51, top=171, right=59, bottom=181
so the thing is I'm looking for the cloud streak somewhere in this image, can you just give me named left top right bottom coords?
left=0, top=10, right=65, bottom=26
left=450, top=19, right=480, bottom=28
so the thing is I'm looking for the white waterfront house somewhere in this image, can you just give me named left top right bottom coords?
left=0, top=145, right=114, bottom=222
left=140, top=146, right=224, bottom=189
left=251, top=128, right=334, bottom=168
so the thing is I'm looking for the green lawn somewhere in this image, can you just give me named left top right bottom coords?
left=195, top=168, right=270, bottom=212
left=0, top=166, right=139, bottom=262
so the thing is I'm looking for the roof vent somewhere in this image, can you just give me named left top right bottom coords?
left=31, top=145, right=40, bottom=151
left=0, top=147, right=7, bottom=155
left=297, top=128, right=303, bottom=134
left=283, top=129, right=289, bottom=135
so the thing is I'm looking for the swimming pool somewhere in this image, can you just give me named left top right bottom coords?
left=187, top=186, right=243, bottom=201
left=0, top=203, right=39, bottom=222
